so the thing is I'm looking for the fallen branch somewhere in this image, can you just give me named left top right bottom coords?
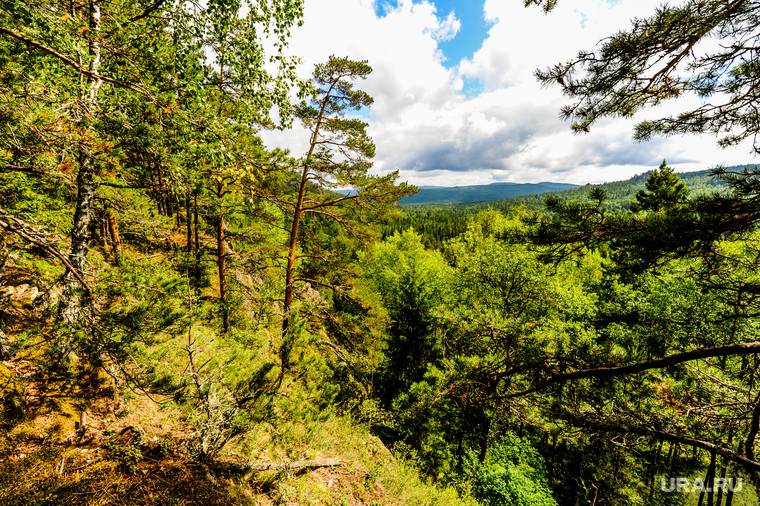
left=208, top=457, right=342, bottom=473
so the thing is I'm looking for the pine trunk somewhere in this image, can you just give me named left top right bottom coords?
left=186, top=192, right=192, bottom=254
left=100, top=207, right=108, bottom=248
left=216, top=182, right=228, bottom=332
left=194, top=194, right=201, bottom=280
left=280, top=164, right=309, bottom=379
left=278, top=86, right=329, bottom=386
left=106, top=208, right=122, bottom=266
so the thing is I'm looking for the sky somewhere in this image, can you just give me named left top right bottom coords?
left=259, top=0, right=757, bottom=187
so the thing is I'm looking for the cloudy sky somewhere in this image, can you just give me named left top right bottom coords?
left=260, top=0, right=757, bottom=187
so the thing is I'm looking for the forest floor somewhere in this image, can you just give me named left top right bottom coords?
left=0, top=267, right=461, bottom=505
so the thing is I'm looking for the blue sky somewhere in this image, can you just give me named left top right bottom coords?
left=375, top=0, right=492, bottom=68
left=374, top=0, right=490, bottom=97
left=260, top=0, right=755, bottom=187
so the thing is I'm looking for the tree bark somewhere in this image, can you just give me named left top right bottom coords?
left=478, top=417, right=491, bottom=463
left=715, top=457, right=727, bottom=506
left=100, top=207, right=108, bottom=248
left=551, top=342, right=760, bottom=383
left=0, top=206, right=92, bottom=293
left=500, top=340, right=760, bottom=399
left=0, top=230, right=7, bottom=276
left=280, top=89, right=331, bottom=382
left=216, top=181, right=228, bottom=332
left=697, top=449, right=716, bottom=506
left=194, top=194, right=201, bottom=280
left=186, top=192, right=192, bottom=254
left=745, top=392, right=760, bottom=461
left=281, top=163, right=309, bottom=374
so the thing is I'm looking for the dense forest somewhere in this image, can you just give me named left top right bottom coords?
left=3, top=1, right=760, bottom=506
left=385, top=168, right=734, bottom=250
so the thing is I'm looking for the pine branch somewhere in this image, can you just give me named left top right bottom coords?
left=497, top=341, right=760, bottom=399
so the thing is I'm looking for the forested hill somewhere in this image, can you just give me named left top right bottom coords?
left=399, top=181, right=579, bottom=205
left=493, top=168, right=727, bottom=212
left=388, top=167, right=737, bottom=250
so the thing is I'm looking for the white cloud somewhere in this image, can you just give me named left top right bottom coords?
left=261, top=0, right=460, bottom=155
left=428, top=10, right=460, bottom=41
left=260, top=0, right=757, bottom=188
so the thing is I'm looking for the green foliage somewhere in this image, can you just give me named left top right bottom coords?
left=366, top=211, right=601, bottom=485
left=465, top=434, right=557, bottom=506
left=105, top=441, right=144, bottom=474
left=384, top=169, right=728, bottom=250
left=273, top=56, right=416, bottom=389
left=362, top=228, right=451, bottom=405
left=0, top=172, right=72, bottom=235
left=630, top=161, right=689, bottom=212
left=293, top=55, right=415, bottom=202
left=6, top=2, right=760, bottom=505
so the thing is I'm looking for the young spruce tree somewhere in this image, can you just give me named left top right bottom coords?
left=630, top=160, right=689, bottom=212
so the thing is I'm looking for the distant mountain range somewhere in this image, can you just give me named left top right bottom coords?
left=399, top=181, right=580, bottom=205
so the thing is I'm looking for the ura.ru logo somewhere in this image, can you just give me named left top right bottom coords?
left=661, top=477, right=742, bottom=493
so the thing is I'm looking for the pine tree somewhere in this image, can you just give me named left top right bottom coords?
left=525, top=0, right=760, bottom=481
left=277, top=56, right=416, bottom=382
left=0, top=0, right=305, bottom=324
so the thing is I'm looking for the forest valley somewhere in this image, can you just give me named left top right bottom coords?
left=2, top=0, right=760, bottom=505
